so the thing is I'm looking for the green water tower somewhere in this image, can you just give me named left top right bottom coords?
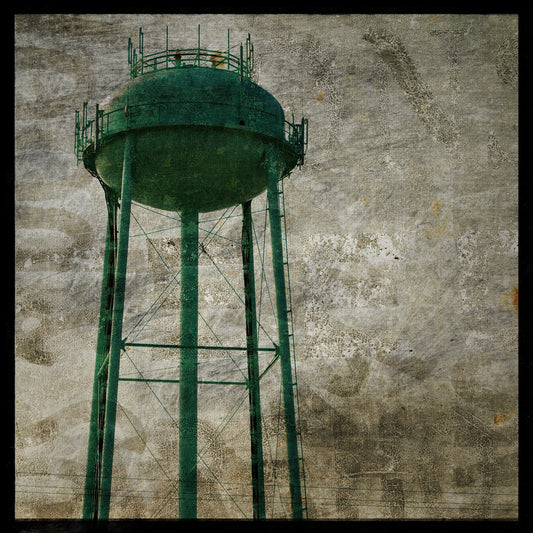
left=76, top=26, right=308, bottom=520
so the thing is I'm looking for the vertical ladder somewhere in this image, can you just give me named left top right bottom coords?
left=83, top=184, right=118, bottom=519
left=277, top=175, right=308, bottom=519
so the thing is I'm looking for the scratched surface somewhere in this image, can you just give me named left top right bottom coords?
left=15, top=14, right=518, bottom=519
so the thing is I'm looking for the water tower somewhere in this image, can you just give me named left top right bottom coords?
left=75, top=26, right=308, bottom=520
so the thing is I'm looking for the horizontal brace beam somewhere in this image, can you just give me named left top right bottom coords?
left=124, top=342, right=277, bottom=352
left=118, top=377, right=247, bottom=385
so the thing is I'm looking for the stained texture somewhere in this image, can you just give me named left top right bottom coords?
left=15, top=14, right=518, bottom=519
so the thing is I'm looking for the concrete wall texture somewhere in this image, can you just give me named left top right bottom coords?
left=14, top=14, right=518, bottom=519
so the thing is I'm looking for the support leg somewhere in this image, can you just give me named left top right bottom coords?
left=83, top=185, right=118, bottom=519
left=241, top=200, right=266, bottom=519
left=266, top=147, right=303, bottom=519
left=179, top=208, right=199, bottom=519
left=98, top=135, right=135, bottom=519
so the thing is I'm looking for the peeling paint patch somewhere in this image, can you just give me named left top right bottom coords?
left=497, top=229, right=518, bottom=257
left=496, top=34, right=518, bottom=89
left=456, top=231, right=491, bottom=314
left=363, top=28, right=458, bottom=145
left=488, top=131, right=514, bottom=168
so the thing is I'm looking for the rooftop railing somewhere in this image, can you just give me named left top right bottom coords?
left=128, top=26, right=254, bottom=81
left=75, top=100, right=308, bottom=170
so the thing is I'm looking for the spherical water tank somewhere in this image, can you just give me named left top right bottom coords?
left=79, top=38, right=306, bottom=213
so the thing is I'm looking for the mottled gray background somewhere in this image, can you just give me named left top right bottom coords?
left=15, top=14, right=518, bottom=519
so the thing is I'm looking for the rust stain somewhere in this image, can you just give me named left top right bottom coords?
left=430, top=200, right=441, bottom=216
left=427, top=14, right=444, bottom=25
left=209, top=51, right=225, bottom=68
left=363, top=197, right=369, bottom=205
left=316, top=90, right=324, bottom=101
left=502, top=285, right=518, bottom=313
left=493, top=411, right=514, bottom=426
left=512, top=286, right=518, bottom=310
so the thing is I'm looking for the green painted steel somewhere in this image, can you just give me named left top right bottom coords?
left=82, top=185, right=118, bottom=519
left=119, top=378, right=247, bottom=385
left=278, top=178, right=308, bottom=518
left=76, top=27, right=308, bottom=521
left=75, top=32, right=307, bottom=213
left=266, top=147, right=303, bottom=519
left=178, top=208, right=199, bottom=519
left=98, top=135, right=135, bottom=519
left=124, top=342, right=276, bottom=351
left=81, top=65, right=303, bottom=212
left=241, top=200, right=266, bottom=519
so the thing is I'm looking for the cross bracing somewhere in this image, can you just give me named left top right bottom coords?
left=80, top=181, right=307, bottom=519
